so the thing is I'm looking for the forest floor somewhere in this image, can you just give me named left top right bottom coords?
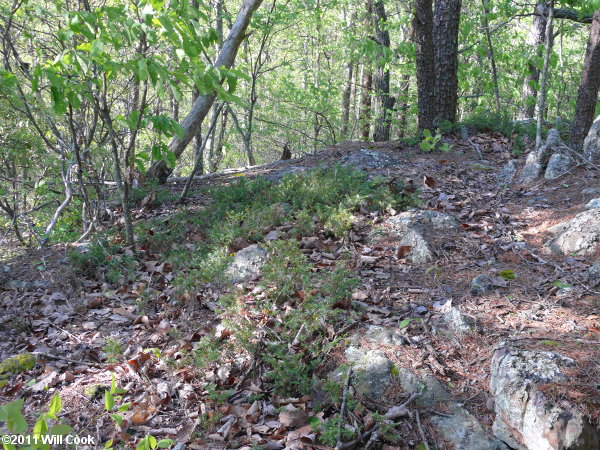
left=1, top=132, right=600, bottom=449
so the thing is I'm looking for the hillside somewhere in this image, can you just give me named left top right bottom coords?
left=1, top=131, right=600, bottom=449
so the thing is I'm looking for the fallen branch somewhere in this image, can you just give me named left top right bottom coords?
left=335, top=367, right=353, bottom=450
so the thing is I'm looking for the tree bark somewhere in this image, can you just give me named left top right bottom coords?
left=482, top=0, right=500, bottom=112
left=536, top=1, right=554, bottom=150
left=146, top=0, right=263, bottom=183
left=571, top=10, right=600, bottom=151
left=372, top=0, right=395, bottom=142
left=341, top=62, right=353, bottom=138
left=521, top=2, right=548, bottom=119
left=359, top=0, right=373, bottom=140
left=433, top=0, right=462, bottom=124
left=413, top=0, right=435, bottom=132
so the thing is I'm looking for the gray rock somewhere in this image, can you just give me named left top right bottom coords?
left=585, top=198, right=600, bottom=209
left=546, top=209, right=600, bottom=256
left=399, top=228, right=434, bottom=263
left=520, top=129, right=563, bottom=183
left=589, top=262, right=600, bottom=279
left=490, top=344, right=599, bottom=449
left=362, top=325, right=406, bottom=346
left=471, top=274, right=495, bottom=296
left=396, top=368, right=506, bottom=449
left=582, top=187, right=600, bottom=196
left=264, top=166, right=307, bottom=183
left=377, top=209, right=458, bottom=264
left=343, top=346, right=392, bottom=399
left=583, top=115, right=600, bottom=163
left=224, top=244, right=268, bottom=283
left=441, top=307, right=479, bottom=334
left=430, top=405, right=508, bottom=450
left=340, top=149, right=396, bottom=170
left=497, top=160, right=517, bottom=186
left=4, top=280, right=51, bottom=290
left=544, top=153, right=572, bottom=179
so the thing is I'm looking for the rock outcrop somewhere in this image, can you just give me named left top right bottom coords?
left=545, top=209, right=600, bottom=256
left=583, top=116, right=600, bottom=163
left=490, top=343, right=599, bottom=449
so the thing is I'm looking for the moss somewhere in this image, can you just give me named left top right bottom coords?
left=0, top=353, right=36, bottom=375
left=0, top=379, right=8, bottom=388
left=499, top=270, right=516, bottom=280
left=84, top=384, right=108, bottom=399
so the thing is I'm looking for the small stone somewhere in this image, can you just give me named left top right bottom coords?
left=585, top=198, right=600, bottom=209
left=471, top=274, right=494, bottom=296
left=583, top=115, right=600, bottom=163
left=264, top=230, right=280, bottom=241
left=589, top=262, right=600, bottom=279
left=497, top=160, right=517, bottom=186
left=224, top=244, right=268, bottom=283
left=441, top=307, right=479, bottom=334
left=544, top=153, right=572, bottom=179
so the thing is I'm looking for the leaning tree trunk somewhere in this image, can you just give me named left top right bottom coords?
left=413, top=0, right=435, bottom=132
left=571, top=10, right=600, bottom=151
left=521, top=2, right=548, bottom=119
left=433, top=0, right=462, bottom=124
left=372, top=0, right=395, bottom=142
left=146, top=0, right=263, bottom=183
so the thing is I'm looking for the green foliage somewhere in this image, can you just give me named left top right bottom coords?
left=102, top=338, right=124, bottom=363
left=317, top=414, right=355, bottom=447
left=420, top=129, right=452, bottom=153
left=68, top=240, right=137, bottom=285
left=498, top=270, right=516, bottom=280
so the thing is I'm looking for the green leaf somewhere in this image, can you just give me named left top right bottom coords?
left=91, top=39, right=104, bottom=57
left=111, top=373, right=117, bottom=394
left=399, top=318, right=411, bottom=329
left=104, top=439, right=114, bottom=449
left=50, top=424, right=73, bottom=436
left=137, top=59, right=149, bottom=81
left=110, top=413, right=123, bottom=426
left=33, top=415, right=48, bottom=435
left=157, top=439, right=174, bottom=448
left=48, top=393, right=62, bottom=415
left=117, top=403, right=131, bottom=412
left=105, top=391, right=115, bottom=411
left=0, top=400, right=27, bottom=433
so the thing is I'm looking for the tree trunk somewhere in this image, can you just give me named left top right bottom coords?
left=146, top=0, right=263, bottom=183
left=433, top=0, right=462, bottom=124
left=536, top=1, right=554, bottom=149
left=482, top=0, right=500, bottom=112
left=521, top=2, right=548, bottom=119
left=359, top=0, right=373, bottom=140
left=413, top=0, right=435, bottom=132
left=571, top=11, right=600, bottom=151
left=372, top=0, right=395, bottom=142
left=341, top=62, right=353, bottom=138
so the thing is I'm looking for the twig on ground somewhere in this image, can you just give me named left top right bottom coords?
left=415, top=410, right=430, bottom=450
left=32, top=351, right=103, bottom=366
left=335, top=366, right=353, bottom=450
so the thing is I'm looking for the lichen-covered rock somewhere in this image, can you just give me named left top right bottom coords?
left=376, top=209, right=458, bottom=264
left=490, top=344, right=600, bottom=449
left=520, top=129, right=562, bottom=183
left=0, top=353, right=36, bottom=375
left=224, top=244, right=268, bottom=283
left=589, top=262, right=600, bottom=279
left=544, top=153, right=572, bottom=179
left=361, top=325, right=405, bottom=346
left=343, top=346, right=392, bottom=400
left=546, top=209, right=600, bottom=256
left=340, top=149, right=396, bottom=170
left=471, top=274, right=495, bottom=296
left=441, top=307, right=479, bottom=335
left=264, top=166, right=307, bottom=183
left=396, top=368, right=506, bottom=449
left=497, top=160, right=517, bottom=186
left=585, top=198, right=600, bottom=209
left=583, top=115, right=600, bottom=163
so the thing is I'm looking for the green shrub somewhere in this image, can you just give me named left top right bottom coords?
left=69, top=240, right=137, bottom=285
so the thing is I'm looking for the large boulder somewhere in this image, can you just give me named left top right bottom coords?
left=545, top=153, right=573, bottom=179
left=583, top=116, right=600, bottom=163
left=224, top=244, right=268, bottom=283
left=340, top=149, right=397, bottom=171
left=490, top=343, right=599, bottom=449
left=545, top=209, right=600, bottom=256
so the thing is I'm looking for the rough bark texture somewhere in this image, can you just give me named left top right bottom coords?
left=413, top=0, right=435, bottom=132
left=571, top=11, right=600, bottom=151
left=341, top=62, right=353, bottom=138
left=433, top=0, right=462, bottom=124
left=146, top=0, right=263, bottom=183
left=521, top=2, right=548, bottom=119
left=372, top=0, right=395, bottom=142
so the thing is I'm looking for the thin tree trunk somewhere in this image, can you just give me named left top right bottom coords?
left=359, top=0, right=373, bottom=140
left=413, top=0, right=435, bottom=132
left=433, top=0, right=462, bottom=124
left=536, top=1, right=554, bottom=149
left=482, top=0, right=500, bottom=112
left=146, top=0, right=264, bottom=183
left=341, top=62, right=354, bottom=138
left=372, top=0, right=395, bottom=142
left=521, top=1, right=548, bottom=119
left=571, top=10, right=600, bottom=150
